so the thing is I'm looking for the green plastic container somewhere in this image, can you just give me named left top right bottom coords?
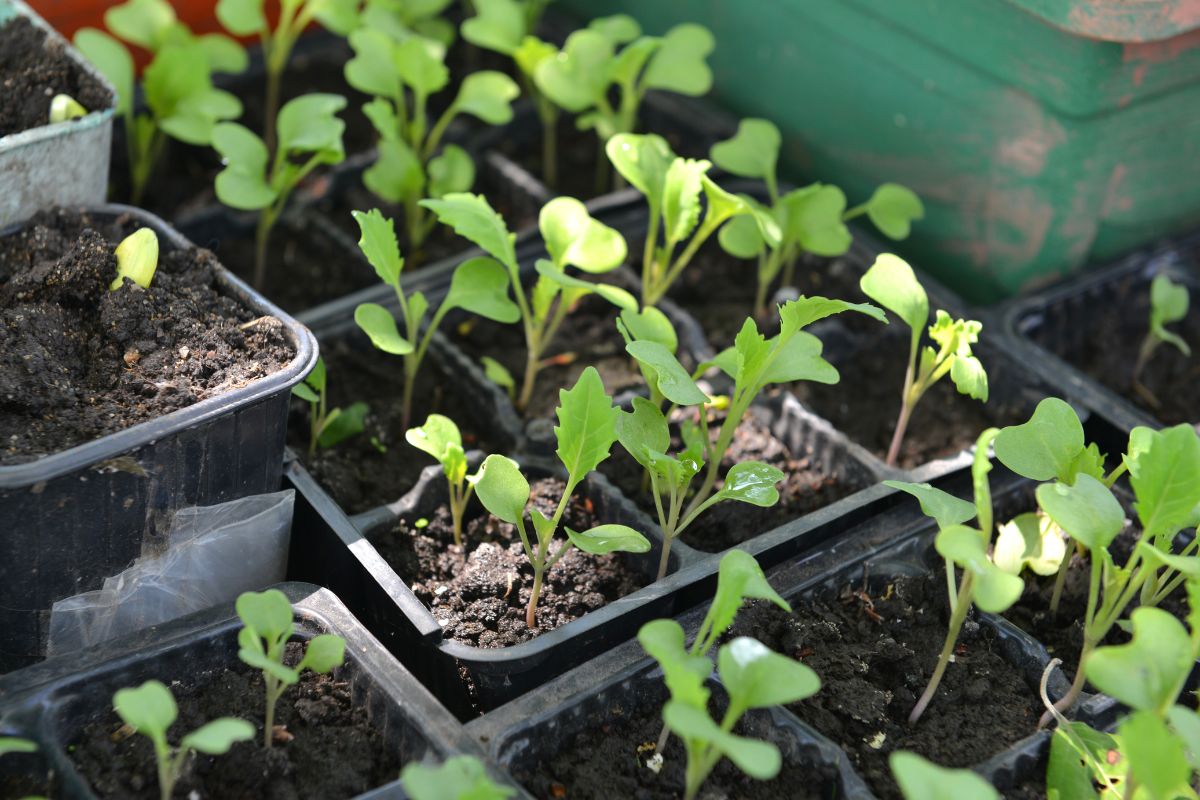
left=562, top=0, right=1200, bottom=303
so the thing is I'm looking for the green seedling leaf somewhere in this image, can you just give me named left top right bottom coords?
left=625, top=341, right=708, bottom=406
left=469, top=454, right=529, bottom=526
left=113, top=680, right=177, bottom=739
left=196, top=33, right=247, bottom=73
left=605, top=133, right=673, bottom=206
left=111, top=228, right=159, bottom=290
left=401, top=755, right=515, bottom=800
left=277, top=93, right=346, bottom=160
left=993, top=512, right=1066, bottom=577
left=778, top=295, right=887, bottom=334
left=395, top=35, right=449, bottom=95
left=353, top=209, right=405, bottom=287
left=297, top=634, right=346, bottom=674
left=481, top=357, right=515, bottom=399
left=345, top=28, right=401, bottom=99
left=179, top=718, right=255, bottom=755
left=445, top=257, right=521, bottom=322
left=533, top=28, right=612, bottom=112
left=638, top=618, right=713, bottom=709
left=212, top=123, right=275, bottom=209
left=993, top=397, right=1086, bottom=483
left=74, top=29, right=134, bottom=115
left=365, top=138, right=423, bottom=203
left=1127, top=424, right=1200, bottom=540
left=1168, top=706, right=1200, bottom=770
left=461, top=0, right=525, bottom=55
left=216, top=0, right=265, bottom=35
left=428, top=145, right=475, bottom=198
left=540, top=197, right=627, bottom=273
left=862, top=183, right=924, bottom=240
left=355, top=304, right=414, bottom=355
left=641, top=23, right=714, bottom=96
left=0, top=737, right=37, bottom=756
left=565, top=524, right=651, bottom=554
left=236, top=589, right=294, bottom=643
left=698, top=550, right=790, bottom=654
left=718, top=212, right=766, bottom=259
left=1046, top=721, right=1124, bottom=800
left=318, top=402, right=369, bottom=449
left=710, top=118, right=779, bottom=183
left=106, top=0, right=178, bottom=51
left=890, top=751, right=999, bottom=800
left=49, top=94, right=88, bottom=123
left=554, top=367, right=619, bottom=483
left=860, top=253, right=928, bottom=353
left=1088, top=607, right=1194, bottom=713
left=663, top=701, right=781, bottom=780
left=454, top=71, right=520, bottom=124
left=616, top=397, right=672, bottom=472
left=718, top=636, right=820, bottom=708
left=1035, top=474, right=1124, bottom=551
left=617, top=306, right=678, bottom=353
left=533, top=261, right=637, bottom=311
left=589, top=13, right=641, bottom=44
left=662, top=157, right=709, bottom=244
left=1150, top=273, right=1191, bottom=356
left=883, top=480, right=976, bottom=528
left=930, top=313, right=988, bottom=401
left=713, top=462, right=785, bottom=507
left=1119, top=710, right=1194, bottom=800
left=406, top=414, right=463, bottom=466
left=780, top=184, right=851, bottom=256
left=421, top=194, right=517, bottom=272
left=935, top=525, right=1023, bottom=612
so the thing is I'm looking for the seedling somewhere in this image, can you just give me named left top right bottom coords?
left=406, top=414, right=476, bottom=547
left=112, top=680, right=253, bottom=800
left=639, top=551, right=818, bottom=800
left=461, top=0, right=559, bottom=185
left=351, top=208, right=519, bottom=429
left=111, top=227, right=159, bottom=290
left=49, top=94, right=88, bottom=123
left=344, top=21, right=518, bottom=250
left=534, top=17, right=714, bottom=190
left=213, top=93, right=347, bottom=289
left=292, top=357, right=369, bottom=457
left=711, top=118, right=924, bottom=317
left=0, top=737, right=37, bottom=756
left=236, top=589, right=346, bottom=748
left=890, top=751, right=998, bottom=800
left=616, top=304, right=685, bottom=409
left=607, top=133, right=777, bottom=308
left=355, top=0, right=457, bottom=48
left=860, top=254, right=988, bottom=466
left=216, top=0, right=358, bottom=155
left=1132, top=273, right=1191, bottom=408
left=420, top=193, right=634, bottom=412
left=470, top=367, right=651, bottom=628
left=401, top=755, right=515, bottom=800
left=75, top=0, right=246, bottom=204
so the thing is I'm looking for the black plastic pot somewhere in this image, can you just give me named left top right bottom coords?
left=0, top=205, right=317, bottom=674
left=0, top=582, right=512, bottom=799
left=1001, top=232, right=1200, bottom=433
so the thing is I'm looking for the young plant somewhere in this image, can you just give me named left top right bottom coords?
left=639, top=551, right=818, bottom=800
left=1132, top=272, right=1191, bottom=408
left=112, top=680, right=253, bottom=800
left=216, top=0, right=358, bottom=154
left=885, top=430, right=1025, bottom=724
left=711, top=118, right=924, bottom=317
left=111, top=227, right=159, bottom=290
left=461, top=0, right=560, bottom=186
left=860, top=254, right=988, bottom=467
left=470, top=367, right=651, bottom=628
left=351, top=208, right=519, bottom=429
left=355, top=0, right=458, bottom=48
left=235, top=589, right=347, bottom=748
left=890, top=751, right=999, bottom=800
left=616, top=304, right=686, bottom=409
left=75, top=0, right=246, bottom=204
left=213, top=93, right=348, bottom=289
left=406, top=414, right=476, bottom=547
left=401, top=755, right=515, bottom=800
left=344, top=23, right=519, bottom=250
left=49, top=94, right=88, bottom=123
left=292, top=357, right=369, bottom=457
left=534, top=17, right=714, bottom=190
left=420, top=193, right=635, bottom=412
left=607, top=133, right=777, bottom=308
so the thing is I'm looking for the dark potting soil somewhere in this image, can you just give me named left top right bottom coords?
left=513, top=700, right=831, bottom=800
left=452, top=294, right=644, bottom=419
left=0, top=16, right=112, bottom=136
left=371, top=477, right=647, bottom=647
left=69, top=643, right=401, bottom=799
left=1004, top=776, right=1047, bottom=800
left=289, top=335, right=499, bottom=514
left=601, top=400, right=861, bottom=552
left=0, top=208, right=294, bottom=464
left=726, top=573, right=1041, bottom=800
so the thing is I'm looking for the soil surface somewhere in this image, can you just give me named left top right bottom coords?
left=371, top=477, right=647, bottom=647
left=0, top=16, right=112, bottom=136
left=726, top=573, right=1041, bottom=800
left=0, top=209, right=294, bottom=464
left=602, top=400, right=864, bottom=552
left=70, top=643, right=401, bottom=799
left=514, top=700, right=831, bottom=799
left=289, top=334, right=502, bottom=514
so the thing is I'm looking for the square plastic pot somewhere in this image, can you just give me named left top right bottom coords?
left=0, top=205, right=318, bottom=673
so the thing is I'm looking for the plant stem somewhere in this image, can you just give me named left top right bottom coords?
left=252, top=208, right=276, bottom=290
left=885, top=397, right=914, bottom=467
left=910, top=571, right=974, bottom=724
left=526, top=564, right=543, bottom=629
left=154, top=738, right=174, bottom=800
left=541, top=109, right=557, bottom=189
left=264, top=62, right=283, bottom=157
left=1048, top=543, right=1073, bottom=616
left=263, top=675, right=279, bottom=748
left=517, top=344, right=541, bottom=413
left=401, top=357, right=417, bottom=432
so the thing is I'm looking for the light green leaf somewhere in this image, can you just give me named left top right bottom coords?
left=950, top=353, right=988, bottom=402
left=395, top=36, right=449, bottom=95
left=461, top=0, right=525, bottom=55
left=935, top=525, right=1024, bottom=612
left=1087, top=607, right=1192, bottom=713
left=883, top=480, right=976, bottom=528
left=641, top=23, right=714, bottom=96
left=1035, top=475, right=1124, bottom=551
left=777, top=295, right=887, bottom=336
left=1046, top=722, right=1124, bottom=800
left=453, top=71, right=520, bottom=124
left=718, top=213, right=767, bottom=259
left=533, top=261, right=637, bottom=311
left=617, top=306, right=678, bottom=353
left=196, top=33, right=247, bottom=74
left=105, top=0, right=177, bottom=51
left=366, top=138, right=424, bottom=204
left=1168, top=705, right=1200, bottom=770
left=469, top=454, right=529, bottom=525
left=513, top=35, right=556, bottom=77
left=236, top=588, right=294, bottom=643
left=605, top=133, right=674, bottom=210
left=406, top=414, right=462, bottom=465
left=713, top=462, right=784, bottom=507
left=533, top=28, right=611, bottom=112
left=401, top=755, right=516, bottom=800
left=420, top=193, right=517, bottom=272
left=625, top=340, right=708, bottom=406
left=481, top=356, right=515, bottom=399
left=317, top=402, right=368, bottom=449
left=993, top=512, right=1066, bottom=577
left=216, top=0, right=265, bottom=35
left=697, top=550, right=790, bottom=654
left=780, top=184, right=851, bottom=256
left=277, top=93, right=346, bottom=158
left=1128, top=424, right=1200, bottom=540
left=1150, top=273, right=1191, bottom=356
left=662, top=158, right=709, bottom=245
left=616, top=397, right=671, bottom=472
left=710, top=119, right=779, bottom=183
left=353, top=209, right=405, bottom=287
left=297, top=634, right=345, bottom=674
left=759, top=330, right=839, bottom=386
left=663, top=701, right=781, bottom=779
left=74, top=29, right=133, bottom=116
left=345, top=28, right=401, bottom=99
left=864, top=183, right=924, bottom=240
left=554, top=367, right=619, bottom=483
left=1119, top=710, right=1194, bottom=799
left=354, top=303, right=413, bottom=355
left=212, top=123, right=275, bottom=210
left=113, top=680, right=177, bottom=740
left=565, top=524, right=651, bottom=554
left=112, top=227, right=159, bottom=290
left=180, top=718, right=254, bottom=755
left=718, top=637, right=820, bottom=708
left=890, top=751, right=999, bottom=800
left=427, top=144, right=474, bottom=198
left=540, top=197, right=627, bottom=273
left=638, top=618, right=712, bottom=710
left=588, top=14, right=641, bottom=45
left=0, top=737, right=38, bottom=756
left=993, top=398, right=1087, bottom=483
left=445, top=257, right=521, bottom=323
left=860, top=254, right=929, bottom=362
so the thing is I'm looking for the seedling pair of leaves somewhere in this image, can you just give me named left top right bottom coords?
left=236, top=589, right=346, bottom=748
left=607, top=132, right=778, bottom=308
left=1132, top=273, right=1191, bottom=409
left=890, top=751, right=1000, bottom=800
left=352, top=207, right=518, bottom=431
left=711, top=118, right=925, bottom=317
left=213, top=93, right=348, bottom=289
left=471, top=367, right=651, bottom=629
left=639, top=551, right=820, bottom=800
left=407, top=414, right=476, bottom=547
left=292, top=357, right=369, bottom=457
left=75, top=0, right=246, bottom=204
left=113, top=680, right=253, bottom=800
left=860, top=253, right=988, bottom=466
left=401, top=755, right=515, bottom=800
left=344, top=23, right=519, bottom=250
left=355, top=0, right=459, bottom=50
left=419, top=192, right=634, bottom=413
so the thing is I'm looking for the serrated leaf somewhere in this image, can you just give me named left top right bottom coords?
left=625, top=340, right=707, bottom=406
left=777, top=295, right=886, bottom=336
left=469, top=454, right=529, bottom=525
left=353, top=209, right=405, bottom=287
left=865, top=183, right=924, bottom=240
left=445, top=257, right=520, bottom=322
left=566, top=524, right=650, bottom=554
left=993, top=398, right=1086, bottom=483
left=641, top=23, right=714, bottom=96
left=662, top=158, right=709, bottom=245
left=950, top=353, right=988, bottom=402
left=354, top=303, right=413, bottom=355
left=421, top=193, right=517, bottom=271
left=554, top=367, right=619, bottom=483
left=883, top=480, right=976, bottom=528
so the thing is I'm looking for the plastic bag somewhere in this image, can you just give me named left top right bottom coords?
left=46, top=490, right=294, bottom=656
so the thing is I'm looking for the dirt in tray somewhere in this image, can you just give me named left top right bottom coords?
left=289, top=335, right=502, bottom=514
left=0, top=208, right=295, bottom=464
left=451, top=294, right=643, bottom=419
left=514, top=699, right=831, bottom=800
left=69, top=643, right=401, bottom=799
left=726, top=572, right=1041, bottom=800
left=0, top=16, right=112, bottom=136
left=370, top=476, right=647, bottom=647
left=601, top=399, right=865, bottom=552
